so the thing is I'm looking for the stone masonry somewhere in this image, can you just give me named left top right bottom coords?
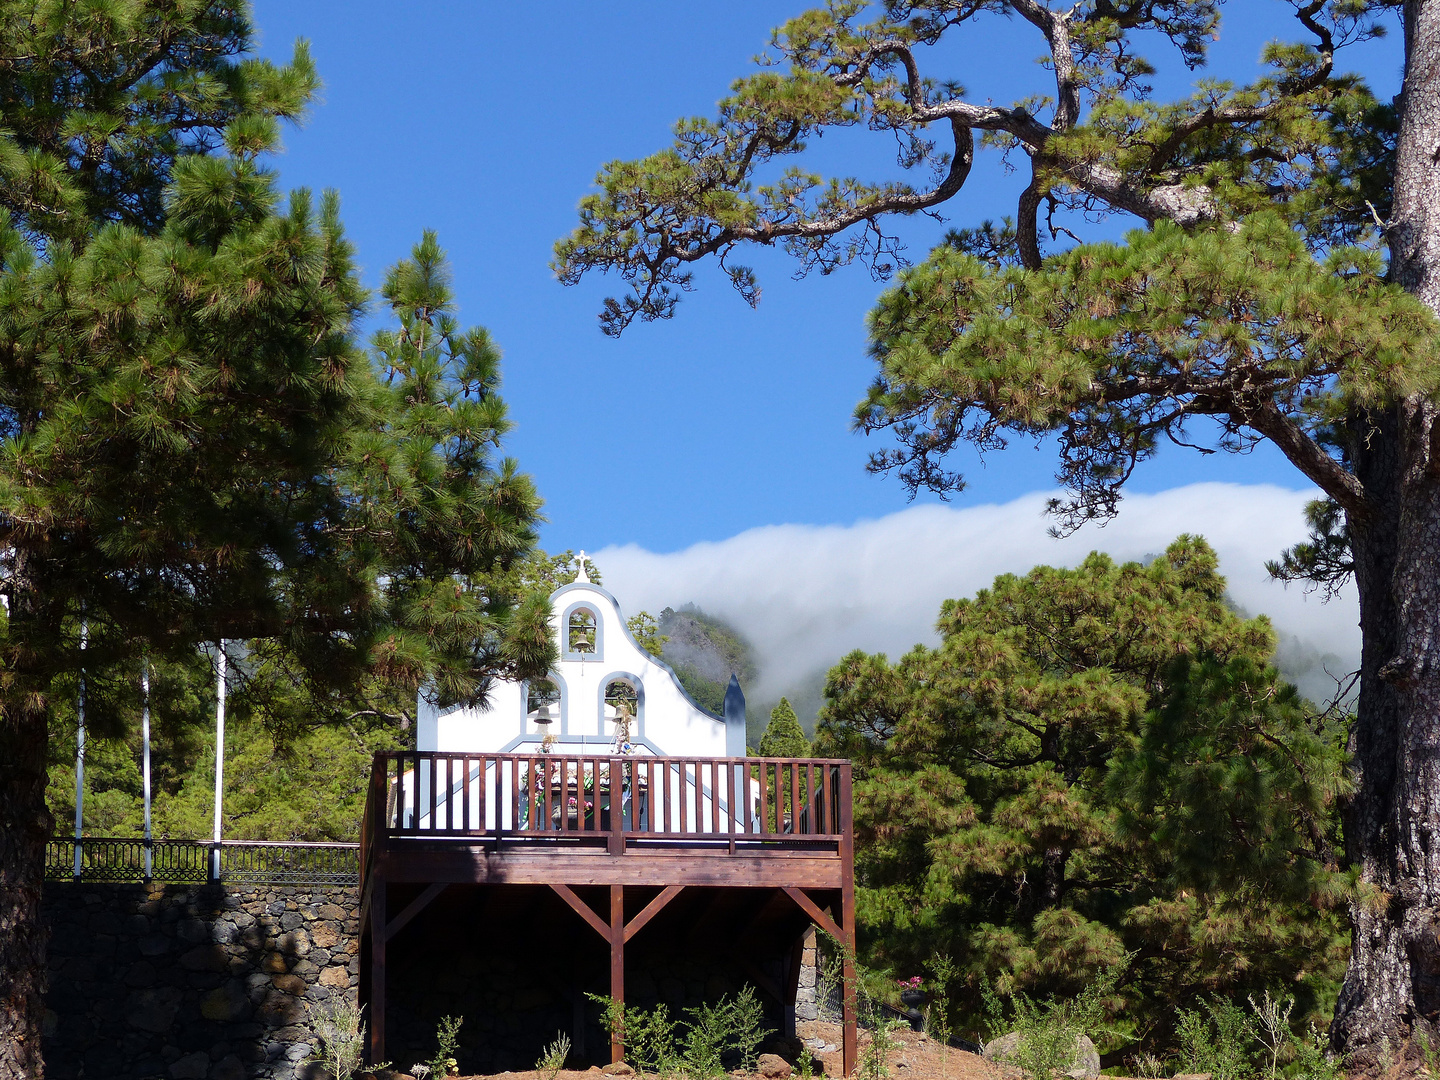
left=43, top=882, right=360, bottom=1080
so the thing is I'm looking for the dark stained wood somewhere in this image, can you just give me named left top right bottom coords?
left=369, top=875, right=386, bottom=1064
left=782, top=887, right=844, bottom=943
left=839, top=764, right=857, bottom=1080
left=711, top=760, right=722, bottom=835
left=378, top=849, right=843, bottom=889
left=384, top=881, right=448, bottom=942
left=610, top=885, right=625, bottom=1064
left=623, top=884, right=684, bottom=943
left=550, top=883, right=611, bottom=941
left=758, top=764, right=769, bottom=834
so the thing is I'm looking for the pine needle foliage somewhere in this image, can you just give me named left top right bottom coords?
left=0, top=8, right=553, bottom=1066
left=815, top=537, right=1350, bottom=1052
left=759, top=697, right=811, bottom=757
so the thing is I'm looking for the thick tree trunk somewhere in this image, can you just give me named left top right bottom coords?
left=1332, top=0, right=1440, bottom=1061
left=0, top=689, right=51, bottom=1078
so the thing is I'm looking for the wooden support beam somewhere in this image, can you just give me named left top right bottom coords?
left=610, top=885, right=625, bottom=1065
left=368, top=877, right=387, bottom=1065
left=840, top=766, right=858, bottom=1080
left=623, top=885, right=683, bottom=943
left=550, top=883, right=611, bottom=941
left=384, top=882, right=448, bottom=942
left=358, top=873, right=374, bottom=939
left=782, top=887, right=843, bottom=943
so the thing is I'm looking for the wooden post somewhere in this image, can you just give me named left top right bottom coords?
left=839, top=765, right=857, bottom=1079
left=369, top=877, right=386, bottom=1065
left=610, top=884, right=625, bottom=1064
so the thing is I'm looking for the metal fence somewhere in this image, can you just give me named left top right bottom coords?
left=45, top=837, right=359, bottom=887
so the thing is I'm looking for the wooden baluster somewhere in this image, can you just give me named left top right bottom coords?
left=662, top=758, right=672, bottom=834
left=777, top=761, right=786, bottom=832
left=830, top=764, right=840, bottom=834
left=477, top=757, right=488, bottom=835
left=823, top=762, right=832, bottom=835
left=526, top=756, right=537, bottom=833
left=758, top=762, right=769, bottom=834
left=574, top=758, right=583, bottom=834
left=585, top=758, right=591, bottom=833
left=711, top=760, right=721, bottom=835
left=447, top=757, right=456, bottom=832
left=805, top=763, right=816, bottom=835
left=459, top=758, right=468, bottom=832
left=559, top=758, right=570, bottom=833
left=425, top=755, right=434, bottom=833
left=731, top=760, right=743, bottom=835
left=643, top=760, right=653, bottom=834
left=510, top=756, right=520, bottom=833
left=678, top=762, right=689, bottom=835
left=790, top=763, right=800, bottom=834
left=579, top=760, right=589, bottom=832
left=405, top=754, right=415, bottom=833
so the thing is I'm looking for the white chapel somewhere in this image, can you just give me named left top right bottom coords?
left=416, top=555, right=747, bottom=758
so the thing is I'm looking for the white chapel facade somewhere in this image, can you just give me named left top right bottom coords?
left=416, top=556, right=746, bottom=758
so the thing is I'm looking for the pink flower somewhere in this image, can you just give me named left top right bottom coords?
left=898, top=976, right=923, bottom=991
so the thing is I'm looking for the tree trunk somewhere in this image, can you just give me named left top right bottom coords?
left=0, top=687, right=51, bottom=1079
left=1332, top=0, right=1440, bottom=1061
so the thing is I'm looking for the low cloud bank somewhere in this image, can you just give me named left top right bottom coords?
left=595, top=483, right=1359, bottom=706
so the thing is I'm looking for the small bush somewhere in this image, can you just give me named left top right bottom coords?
left=982, top=965, right=1120, bottom=1080
left=588, top=987, right=771, bottom=1079
left=924, top=952, right=957, bottom=1048
left=858, top=1012, right=906, bottom=1080
left=1175, top=998, right=1256, bottom=1080
left=428, top=1014, right=464, bottom=1077
left=308, top=998, right=376, bottom=1080
left=538, top=1031, right=572, bottom=1079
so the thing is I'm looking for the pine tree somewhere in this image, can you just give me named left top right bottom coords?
left=554, top=2, right=1440, bottom=1057
left=816, top=538, right=1350, bottom=1051
left=759, top=698, right=810, bottom=758
left=0, top=6, right=550, bottom=1073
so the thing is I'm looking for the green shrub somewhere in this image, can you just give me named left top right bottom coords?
left=1175, top=999, right=1256, bottom=1080
left=538, top=1032, right=572, bottom=1079
left=982, top=965, right=1119, bottom=1080
left=588, top=987, right=771, bottom=1078
left=428, top=1014, right=464, bottom=1078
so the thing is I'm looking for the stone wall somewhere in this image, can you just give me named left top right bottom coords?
left=793, top=928, right=820, bottom=1023
left=43, top=881, right=360, bottom=1080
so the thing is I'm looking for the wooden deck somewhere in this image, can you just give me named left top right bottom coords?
left=359, top=751, right=857, bottom=1072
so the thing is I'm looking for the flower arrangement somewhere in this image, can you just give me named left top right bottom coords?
left=898, top=976, right=923, bottom=991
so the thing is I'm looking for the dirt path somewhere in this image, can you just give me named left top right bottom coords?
left=379, top=1020, right=1004, bottom=1080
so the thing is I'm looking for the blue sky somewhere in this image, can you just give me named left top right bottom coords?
left=249, top=2, right=1404, bottom=556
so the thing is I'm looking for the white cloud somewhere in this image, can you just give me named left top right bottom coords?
left=594, top=483, right=1358, bottom=703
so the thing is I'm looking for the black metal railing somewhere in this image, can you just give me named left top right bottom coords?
left=45, top=837, right=359, bottom=886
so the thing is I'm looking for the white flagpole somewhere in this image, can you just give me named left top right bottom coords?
left=142, top=659, right=152, bottom=880
left=72, top=619, right=87, bottom=880
left=211, top=643, right=226, bottom=881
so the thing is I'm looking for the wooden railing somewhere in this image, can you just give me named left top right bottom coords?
left=361, top=752, right=850, bottom=880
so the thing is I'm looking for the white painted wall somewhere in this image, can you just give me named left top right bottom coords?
left=416, top=578, right=743, bottom=757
